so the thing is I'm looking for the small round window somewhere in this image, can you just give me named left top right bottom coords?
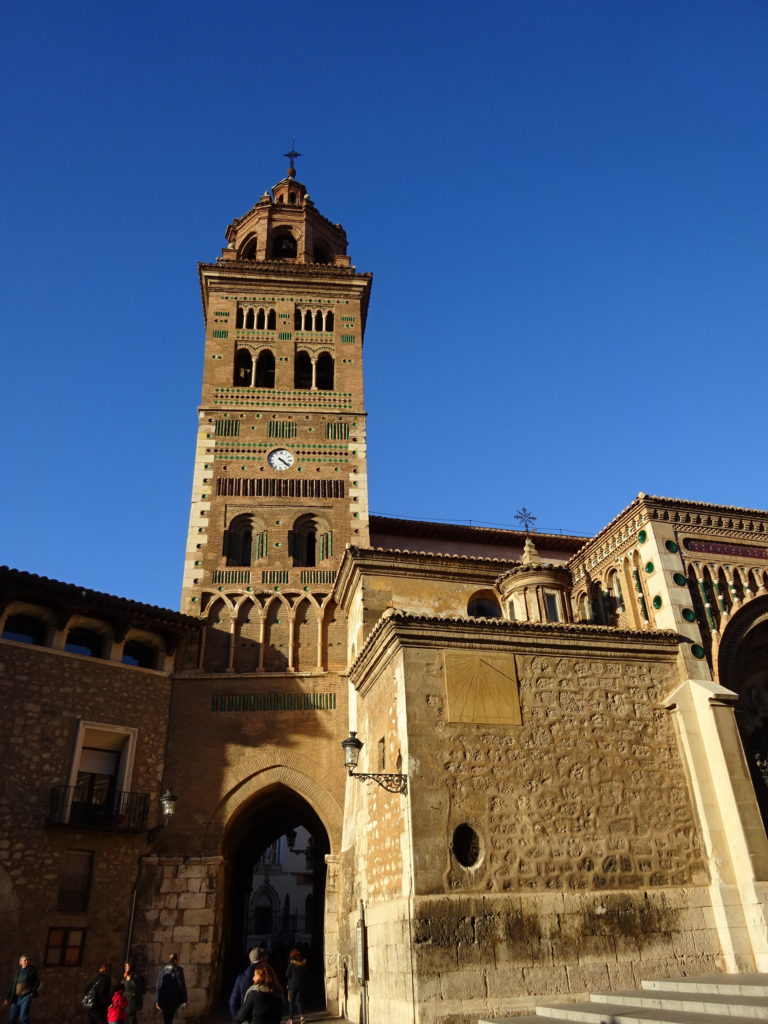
left=452, top=824, right=481, bottom=867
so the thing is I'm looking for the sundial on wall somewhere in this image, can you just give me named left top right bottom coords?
left=444, top=651, right=522, bottom=725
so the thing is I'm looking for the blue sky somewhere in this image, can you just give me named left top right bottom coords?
left=2, top=0, right=766, bottom=610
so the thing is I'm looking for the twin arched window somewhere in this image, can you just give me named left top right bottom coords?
left=234, top=349, right=275, bottom=388
left=294, top=351, right=334, bottom=390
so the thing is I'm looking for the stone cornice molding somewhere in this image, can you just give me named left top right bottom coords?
left=349, top=608, right=682, bottom=692
left=201, top=260, right=372, bottom=283
left=333, top=546, right=523, bottom=610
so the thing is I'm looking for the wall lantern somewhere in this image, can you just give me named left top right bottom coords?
left=341, top=730, right=408, bottom=794
left=149, top=787, right=177, bottom=842
left=160, top=788, right=178, bottom=824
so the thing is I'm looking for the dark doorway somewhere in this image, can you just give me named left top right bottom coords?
left=221, top=786, right=329, bottom=1017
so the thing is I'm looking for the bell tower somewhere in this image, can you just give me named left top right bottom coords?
left=181, top=158, right=372, bottom=673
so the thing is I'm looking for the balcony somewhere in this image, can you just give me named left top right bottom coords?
left=48, top=785, right=150, bottom=832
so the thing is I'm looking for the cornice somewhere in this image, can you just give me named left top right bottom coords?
left=349, top=609, right=682, bottom=691
left=201, top=260, right=372, bottom=283
left=570, top=493, right=768, bottom=584
left=370, top=515, right=586, bottom=553
left=333, top=546, right=525, bottom=611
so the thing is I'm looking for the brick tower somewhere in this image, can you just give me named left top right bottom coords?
left=181, top=157, right=372, bottom=673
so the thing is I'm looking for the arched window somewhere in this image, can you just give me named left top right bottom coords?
left=256, top=308, right=265, bottom=330
left=224, top=514, right=253, bottom=566
left=294, top=351, right=312, bottom=390
left=467, top=592, right=502, bottom=618
left=272, top=231, right=297, bottom=259
left=245, top=308, right=255, bottom=329
left=314, top=310, right=323, bottom=331
left=241, top=238, right=257, bottom=260
left=236, top=307, right=244, bottom=328
left=294, top=308, right=302, bottom=331
left=590, top=581, right=608, bottom=624
left=608, top=571, right=625, bottom=616
left=122, top=640, right=156, bottom=669
left=234, top=348, right=253, bottom=387
left=267, top=309, right=276, bottom=330
left=316, top=352, right=334, bottom=390
left=289, top=192, right=297, bottom=205
left=65, top=627, right=104, bottom=658
left=2, top=613, right=46, bottom=645
left=304, top=310, right=313, bottom=331
left=289, top=514, right=317, bottom=567
left=254, top=350, right=275, bottom=388
left=325, top=311, right=334, bottom=331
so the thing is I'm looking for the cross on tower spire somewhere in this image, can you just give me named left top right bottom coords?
left=284, top=139, right=302, bottom=178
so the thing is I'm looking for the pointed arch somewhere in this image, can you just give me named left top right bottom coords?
left=267, top=309, right=276, bottom=330
left=289, top=514, right=318, bottom=567
left=262, top=597, right=290, bottom=671
left=292, top=598, right=319, bottom=671
left=234, top=598, right=261, bottom=673
left=314, top=310, right=323, bottom=332
left=204, top=598, right=233, bottom=672
left=322, top=598, right=346, bottom=672
left=324, top=310, right=334, bottom=332
left=236, top=307, right=244, bottom=328
left=245, top=308, right=255, bottom=329
left=303, top=310, right=313, bottom=331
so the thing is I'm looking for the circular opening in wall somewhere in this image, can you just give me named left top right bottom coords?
left=452, top=824, right=481, bottom=867
left=665, top=540, right=679, bottom=553
left=638, top=530, right=647, bottom=543
left=682, top=608, right=696, bottom=623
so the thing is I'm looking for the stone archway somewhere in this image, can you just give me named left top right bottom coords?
left=719, top=596, right=768, bottom=827
left=220, top=783, right=333, bottom=1016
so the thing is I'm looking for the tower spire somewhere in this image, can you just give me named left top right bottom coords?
left=284, top=139, right=302, bottom=179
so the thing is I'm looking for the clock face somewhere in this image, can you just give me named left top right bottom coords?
left=268, top=448, right=294, bottom=471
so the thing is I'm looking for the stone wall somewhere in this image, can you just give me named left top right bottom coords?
left=345, top=614, right=724, bottom=1023
left=0, top=638, right=172, bottom=1024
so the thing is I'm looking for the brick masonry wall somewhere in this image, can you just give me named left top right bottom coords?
left=0, top=639, right=171, bottom=1024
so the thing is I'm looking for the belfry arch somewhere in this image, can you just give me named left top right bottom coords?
left=719, top=596, right=768, bottom=828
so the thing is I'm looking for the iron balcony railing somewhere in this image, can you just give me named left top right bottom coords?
left=48, top=786, right=150, bottom=832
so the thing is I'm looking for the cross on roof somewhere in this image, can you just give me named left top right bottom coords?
left=284, top=139, right=302, bottom=172
left=514, top=507, right=537, bottom=532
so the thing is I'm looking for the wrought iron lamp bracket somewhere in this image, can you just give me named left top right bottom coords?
left=347, top=768, right=408, bottom=795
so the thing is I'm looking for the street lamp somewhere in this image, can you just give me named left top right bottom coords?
left=341, top=731, right=408, bottom=794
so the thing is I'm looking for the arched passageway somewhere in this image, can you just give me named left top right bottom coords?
left=221, top=785, right=330, bottom=1015
left=719, top=596, right=768, bottom=829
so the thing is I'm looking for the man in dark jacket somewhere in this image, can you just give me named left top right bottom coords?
left=228, top=948, right=267, bottom=1022
left=1, top=954, right=41, bottom=1023
left=155, top=953, right=187, bottom=1024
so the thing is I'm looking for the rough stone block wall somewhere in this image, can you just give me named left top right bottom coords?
left=131, top=855, right=223, bottom=1022
left=0, top=640, right=172, bottom=1024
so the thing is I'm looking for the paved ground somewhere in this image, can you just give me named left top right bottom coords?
left=203, top=1009, right=349, bottom=1023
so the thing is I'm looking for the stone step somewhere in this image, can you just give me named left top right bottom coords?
left=642, top=974, right=768, bottom=998
left=477, top=973, right=768, bottom=1024
left=591, top=987, right=768, bottom=1017
left=533, top=1002, right=767, bottom=1022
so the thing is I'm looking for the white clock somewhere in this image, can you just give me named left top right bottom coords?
left=268, top=448, right=295, bottom=471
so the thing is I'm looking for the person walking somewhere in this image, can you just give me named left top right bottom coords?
left=228, top=948, right=267, bottom=1023
left=285, top=948, right=309, bottom=1024
left=1, top=954, right=41, bottom=1024
left=234, top=966, right=282, bottom=1024
left=83, top=963, right=112, bottom=1024
left=155, top=953, right=187, bottom=1024
left=121, top=962, right=145, bottom=1024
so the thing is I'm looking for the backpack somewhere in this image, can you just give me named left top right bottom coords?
left=82, top=984, right=97, bottom=1010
